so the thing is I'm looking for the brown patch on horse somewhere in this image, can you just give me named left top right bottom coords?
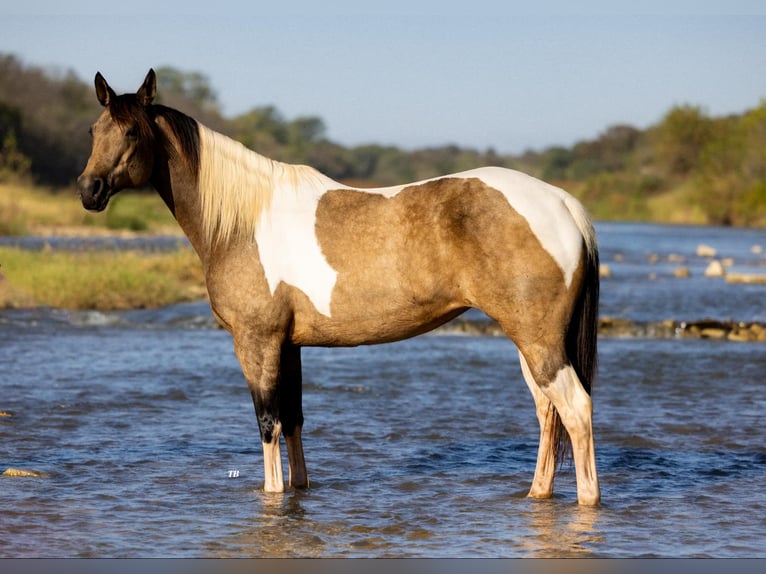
left=306, top=177, right=571, bottom=346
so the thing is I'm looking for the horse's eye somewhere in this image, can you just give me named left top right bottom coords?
left=125, top=126, right=138, bottom=139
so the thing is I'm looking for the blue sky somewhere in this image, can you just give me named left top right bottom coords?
left=3, top=1, right=766, bottom=154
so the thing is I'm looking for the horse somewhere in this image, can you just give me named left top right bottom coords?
left=77, top=69, right=601, bottom=505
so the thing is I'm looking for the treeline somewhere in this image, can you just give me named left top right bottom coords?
left=528, top=105, right=766, bottom=226
left=1, top=53, right=765, bottom=226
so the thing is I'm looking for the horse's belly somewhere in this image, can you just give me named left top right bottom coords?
left=291, top=301, right=468, bottom=347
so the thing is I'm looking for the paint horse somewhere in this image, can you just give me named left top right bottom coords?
left=77, top=69, right=601, bottom=505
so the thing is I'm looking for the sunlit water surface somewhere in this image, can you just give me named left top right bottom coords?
left=1, top=223, right=764, bottom=557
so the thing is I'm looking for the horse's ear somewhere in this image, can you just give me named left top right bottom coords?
left=136, top=69, right=156, bottom=107
left=94, top=72, right=116, bottom=107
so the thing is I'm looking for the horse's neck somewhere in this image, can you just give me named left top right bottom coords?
left=154, top=116, right=343, bottom=264
left=151, top=117, right=209, bottom=261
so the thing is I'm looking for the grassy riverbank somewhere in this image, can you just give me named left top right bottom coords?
left=0, top=182, right=180, bottom=236
left=0, top=181, right=205, bottom=310
left=0, top=246, right=206, bottom=310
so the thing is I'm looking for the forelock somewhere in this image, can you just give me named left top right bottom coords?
left=107, top=94, right=154, bottom=139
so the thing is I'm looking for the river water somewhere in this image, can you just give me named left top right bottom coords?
left=1, top=222, right=765, bottom=557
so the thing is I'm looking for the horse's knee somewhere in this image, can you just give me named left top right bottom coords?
left=250, top=389, right=280, bottom=443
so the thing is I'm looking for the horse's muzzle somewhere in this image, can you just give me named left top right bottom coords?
left=77, top=174, right=111, bottom=212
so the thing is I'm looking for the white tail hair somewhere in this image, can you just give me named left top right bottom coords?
left=564, top=195, right=598, bottom=259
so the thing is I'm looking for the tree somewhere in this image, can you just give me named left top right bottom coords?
left=694, top=102, right=766, bottom=225
left=288, top=116, right=326, bottom=144
left=155, top=66, right=218, bottom=111
left=153, top=66, right=226, bottom=132
left=285, top=116, right=327, bottom=163
left=652, top=105, right=714, bottom=177
left=541, top=147, right=572, bottom=181
left=0, top=103, right=31, bottom=180
left=229, top=106, right=288, bottom=157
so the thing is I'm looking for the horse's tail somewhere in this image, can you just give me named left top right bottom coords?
left=552, top=198, right=600, bottom=465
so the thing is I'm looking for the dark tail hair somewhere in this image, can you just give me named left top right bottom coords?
left=550, top=238, right=600, bottom=466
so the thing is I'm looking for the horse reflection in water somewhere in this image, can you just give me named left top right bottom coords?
left=77, top=69, right=601, bottom=505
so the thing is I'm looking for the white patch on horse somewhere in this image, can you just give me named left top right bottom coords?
left=468, top=167, right=584, bottom=287
left=255, top=181, right=340, bottom=317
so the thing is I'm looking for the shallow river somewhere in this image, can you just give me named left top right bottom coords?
left=1, top=222, right=765, bottom=557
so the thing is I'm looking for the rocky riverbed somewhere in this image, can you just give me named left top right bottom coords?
left=438, top=316, right=766, bottom=342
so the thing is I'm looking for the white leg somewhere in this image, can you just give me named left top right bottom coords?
left=519, top=352, right=556, bottom=499
left=542, top=366, right=600, bottom=505
left=262, top=422, right=284, bottom=493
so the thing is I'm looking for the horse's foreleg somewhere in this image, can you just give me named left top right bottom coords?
left=279, top=342, right=309, bottom=489
left=250, top=389, right=284, bottom=493
left=519, top=352, right=556, bottom=499
left=236, top=336, right=285, bottom=493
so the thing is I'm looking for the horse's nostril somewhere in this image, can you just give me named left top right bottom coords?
left=78, top=176, right=104, bottom=197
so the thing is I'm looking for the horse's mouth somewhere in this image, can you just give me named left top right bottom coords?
left=82, top=190, right=111, bottom=212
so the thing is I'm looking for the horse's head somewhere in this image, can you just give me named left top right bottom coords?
left=77, top=69, right=157, bottom=211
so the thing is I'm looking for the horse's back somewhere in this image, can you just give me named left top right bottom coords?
left=321, top=166, right=587, bottom=287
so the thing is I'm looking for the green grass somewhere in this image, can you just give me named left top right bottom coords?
left=0, top=246, right=206, bottom=310
left=0, top=182, right=180, bottom=236
left=646, top=180, right=709, bottom=225
left=102, top=193, right=178, bottom=232
left=0, top=181, right=204, bottom=310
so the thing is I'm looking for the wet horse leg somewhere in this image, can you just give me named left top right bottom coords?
left=521, top=345, right=600, bottom=506
left=235, top=334, right=285, bottom=493
left=545, top=364, right=600, bottom=505
left=518, top=352, right=556, bottom=499
left=279, top=342, right=309, bottom=489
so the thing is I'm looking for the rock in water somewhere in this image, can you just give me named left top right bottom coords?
left=697, top=244, right=717, bottom=257
left=726, top=273, right=766, bottom=284
left=3, top=468, right=46, bottom=478
left=704, top=260, right=725, bottom=277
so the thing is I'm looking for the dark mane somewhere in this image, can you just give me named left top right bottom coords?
left=149, top=105, right=200, bottom=174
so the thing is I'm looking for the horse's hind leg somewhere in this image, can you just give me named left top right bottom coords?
left=548, top=364, right=599, bottom=505
left=519, top=352, right=556, bottom=499
left=519, top=344, right=600, bottom=506
left=279, top=342, right=309, bottom=489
